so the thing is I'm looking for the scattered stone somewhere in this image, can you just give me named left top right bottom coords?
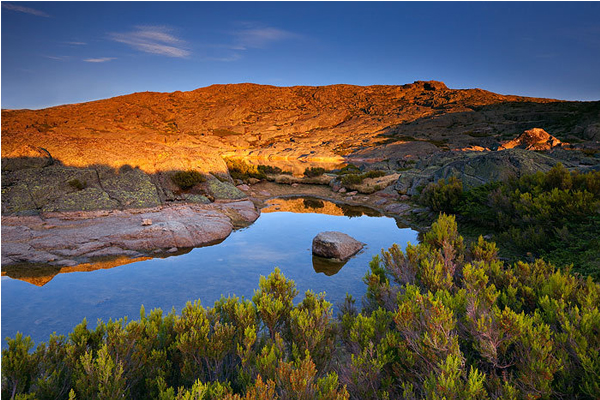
left=142, top=219, right=152, bottom=226
left=167, top=247, right=178, bottom=253
left=373, top=199, right=388, bottom=206
left=247, top=178, right=260, bottom=185
left=291, top=183, right=299, bottom=187
left=237, top=184, right=250, bottom=191
left=399, top=195, right=410, bottom=201
left=339, top=187, right=347, bottom=193
left=483, top=234, right=493, bottom=240
left=312, top=231, right=364, bottom=261
left=384, top=203, right=412, bottom=214
left=347, top=191, right=358, bottom=196
left=259, top=190, right=271, bottom=197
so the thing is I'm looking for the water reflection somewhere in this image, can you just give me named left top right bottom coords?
left=312, top=255, right=347, bottom=276
left=263, top=196, right=382, bottom=218
left=2, top=197, right=418, bottom=346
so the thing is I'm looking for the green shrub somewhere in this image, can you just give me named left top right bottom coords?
left=256, top=165, right=291, bottom=175
left=171, top=170, right=205, bottom=190
left=68, top=179, right=87, bottom=191
left=422, top=164, right=600, bottom=278
left=2, top=214, right=600, bottom=399
left=336, top=164, right=360, bottom=175
left=340, top=170, right=386, bottom=186
left=224, top=158, right=266, bottom=181
left=303, top=167, right=326, bottom=178
left=418, top=176, right=464, bottom=213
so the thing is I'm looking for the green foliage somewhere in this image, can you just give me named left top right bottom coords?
left=340, top=170, right=386, bottom=186
left=171, top=170, right=206, bottom=190
left=224, top=158, right=267, bottom=181
left=68, top=179, right=87, bottom=191
left=419, top=176, right=464, bottom=213
left=3, top=214, right=600, bottom=399
left=303, top=167, right=326, bottom=178
left=335, top=164, right=360, bottom=175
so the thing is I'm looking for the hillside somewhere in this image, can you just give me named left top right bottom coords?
left=2, top=81, right=599, bottom=214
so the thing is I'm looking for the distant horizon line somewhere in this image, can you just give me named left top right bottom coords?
left=3, top=81, right=599, bottom=111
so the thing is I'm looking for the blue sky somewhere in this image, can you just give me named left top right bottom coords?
left=2, top=1, right=600, bottom=109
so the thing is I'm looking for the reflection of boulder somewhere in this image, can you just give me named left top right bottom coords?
left=312, top=255, right=347, bottom=276
left=303, top=198, right=325, bottom=210
left=312, top=231, right=364, bottom=261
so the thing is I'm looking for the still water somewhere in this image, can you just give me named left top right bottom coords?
left=1, top=197, right=418, bottom=346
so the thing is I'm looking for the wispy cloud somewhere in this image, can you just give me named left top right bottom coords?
left=233, top=27, right=297, bottom=50
left=2, top=3, right=50, bottom=17
left=64, top=41, right=87, bottom=46
left=44, top=55, right=70, bottom=61
left=199, top=23, right=299, bottom=62
left=83, top=57, right=116, bottom=63
left=110, top=26, right=190, bottom=58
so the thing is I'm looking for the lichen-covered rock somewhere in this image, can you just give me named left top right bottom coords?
left=42, top=188, right=119, bottom=212
left=204, top=179, right=247, bottom=200
left=312, top=231, right=364, bottom=261
left=100, top=167, right=161, bottom=208
left=394, top=149, right=566, bottom=195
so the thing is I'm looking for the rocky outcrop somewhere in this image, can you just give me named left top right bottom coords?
left=1, top=200, right=259, bottom=266
left=312, top=231, right=364, bottom=261
left=394, top=149, right=568, bottom=195
left=499, top=128, right=565, bottom=151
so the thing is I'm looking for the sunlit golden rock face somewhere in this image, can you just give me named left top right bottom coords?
left=1, top=255, right=153, bottom=286
left=499, top=128, right=566, bottom=151
left=3, top=80, right=579, bottom=177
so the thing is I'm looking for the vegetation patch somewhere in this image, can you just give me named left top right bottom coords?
left=224, top=158, right=266, bottom=181
left=418, top=164, right=600, bottom=278
left=340, top=170, right=386, bottom=186
left=3, top=214, right=599, bottom=399
left=68, top=179, right=87, bottom=191
left=303, top=167, right=326, bottom=178
left=171, top=170, right=206, bottom=190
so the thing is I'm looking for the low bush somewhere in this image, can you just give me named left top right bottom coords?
left=224, top=158, right=266, bottom=181
left=171, top=170, right=205, bottom=190
left=335, top=164, right=360, bottom=175
left=418, top=176, right=464, bottom=213
left=340, top=170, right=386, bottom=186
left=256, top=165, right=291, bottom=175
left=68, top=179, right=87, bottom=191
left=418, top=164, right=600, bottom=278
left=303, top=167, right=326, bottom=178
left=3, top=214, right=599, bottom=399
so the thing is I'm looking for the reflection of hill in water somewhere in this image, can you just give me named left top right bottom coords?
left=263, top=197, right=382, bottom=218
left=4, top=198, right=393, bottom=286
left=1, top=250, right=194, bottom=286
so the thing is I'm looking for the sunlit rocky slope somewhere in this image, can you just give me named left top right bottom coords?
left=2, top=80, right=599, bottom=214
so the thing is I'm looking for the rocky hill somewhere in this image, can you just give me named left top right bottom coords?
left=2, top=81, right=599, bottom=214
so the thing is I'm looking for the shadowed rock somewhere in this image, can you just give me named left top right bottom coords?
left=312, top=231, right=364, bottom=261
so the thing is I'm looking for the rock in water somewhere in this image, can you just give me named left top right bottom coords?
left=312, top=231, right=364, bottom=261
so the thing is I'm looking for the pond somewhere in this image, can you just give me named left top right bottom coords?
left=1, top=197, right=418, bottom=347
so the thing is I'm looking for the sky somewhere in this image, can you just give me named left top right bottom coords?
left=2, top=1, right=600, bottom=110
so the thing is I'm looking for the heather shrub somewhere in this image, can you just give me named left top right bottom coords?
left=303, top=167, right=326, bottom=178
left=171, top=170, right=205, bottom=190
left=3, top=214, right=599, bottom=399
left=224, top=158, right=266, bottom=181
left=68, top=179, right=87, bottom=190
left=419, top=176, right=464, bottom=213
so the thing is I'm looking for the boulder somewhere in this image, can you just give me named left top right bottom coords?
left=312, top=231, right=364, bottom=261
left=499, top=128, right=564, bottom=151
